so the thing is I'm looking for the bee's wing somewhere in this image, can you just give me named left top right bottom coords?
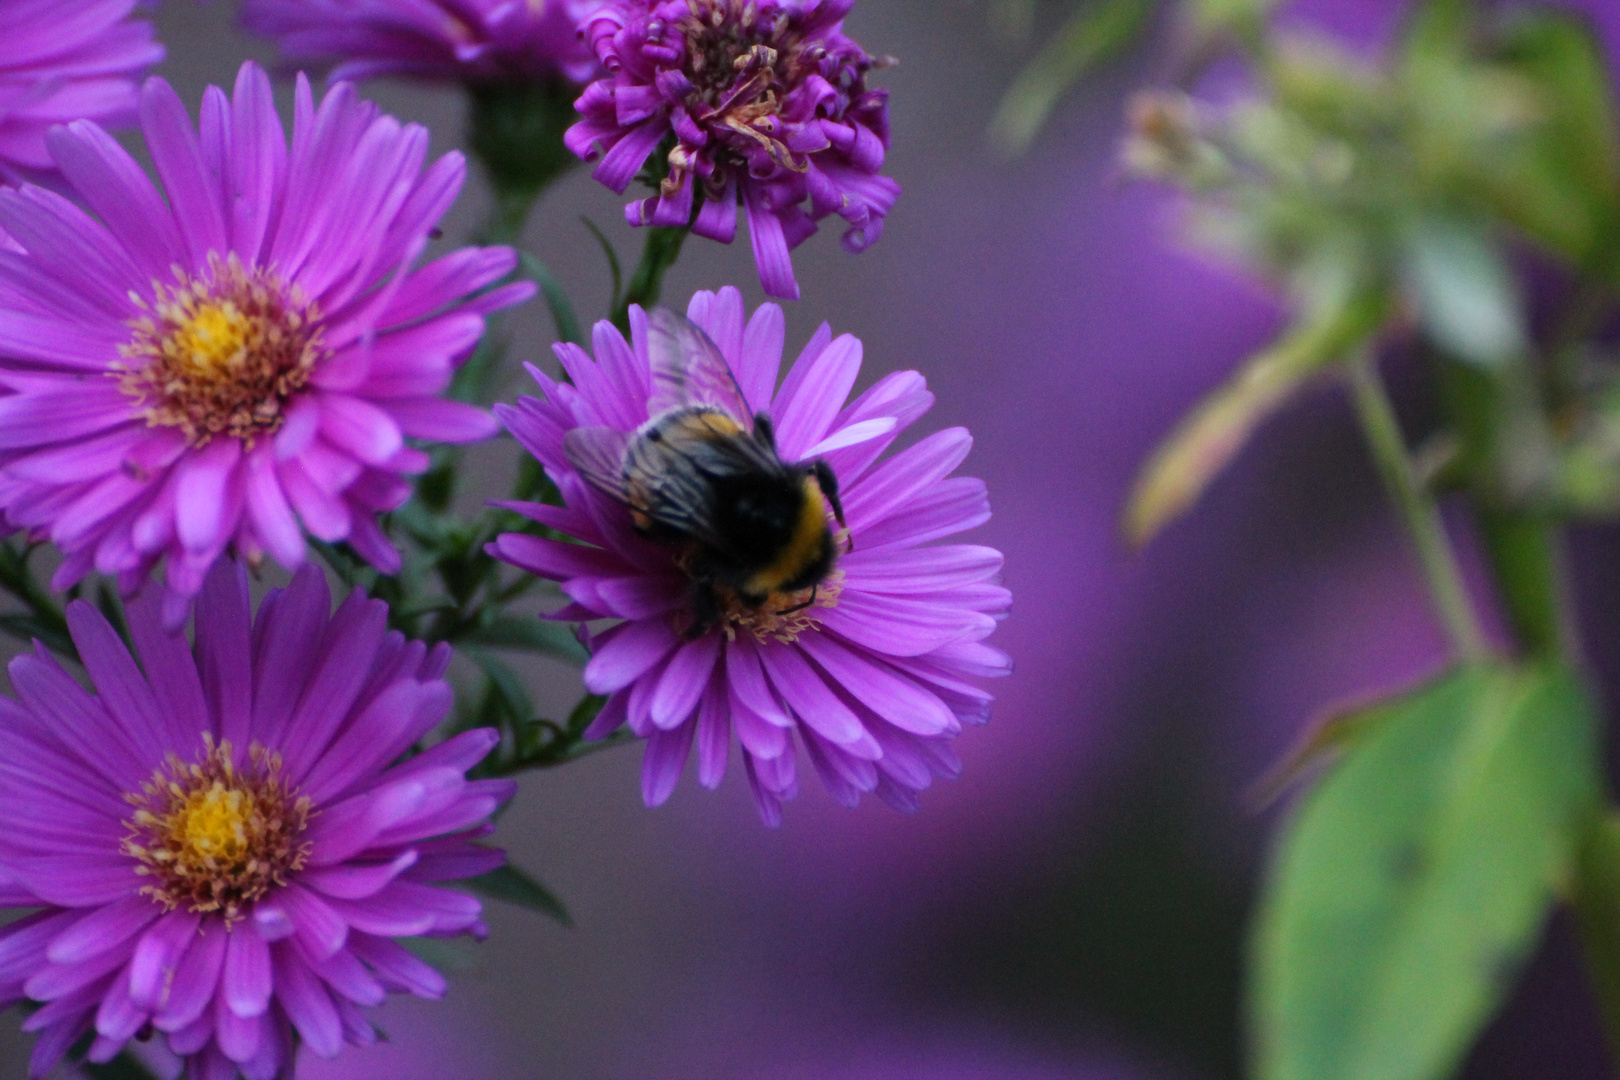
left=563, top=426, right=634, bottom=503
left=646, top=308, right=753, bottom=426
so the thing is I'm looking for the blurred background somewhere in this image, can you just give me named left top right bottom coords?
left=9, top=0, right=1620, bottom=1076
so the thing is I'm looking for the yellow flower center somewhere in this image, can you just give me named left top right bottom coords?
left=119, top=253, right=326, bottom=447
left=169, top=301, right=255, bottom=380
left=174, top=781, right=258, bottom=868
left=124, top=736, right=312, bottom=924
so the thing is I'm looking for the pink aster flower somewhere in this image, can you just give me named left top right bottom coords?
left=490, top=287, right=1009, bottom=823
left=240, top=0, right=603, bottom=86
left=0, top=0, right=163, bottom=185
left=0, top=559, right=512, bottom=1080
left=0, top=61, right=532, bottom=624
left=565, top=0, right=900, bottom=300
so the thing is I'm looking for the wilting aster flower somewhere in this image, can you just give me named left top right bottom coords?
left=0, top=0, right=163, bottom=185
left=0, top=559, right=512, bottom=1079
left=566, top=0, right=899, bottom=300
left=491, top=287, right=1009, bottom=823
left=0, top=61, right=531, bottom=623
left=240, top=0, right=602, bottom=85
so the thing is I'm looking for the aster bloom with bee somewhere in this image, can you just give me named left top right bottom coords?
left=0, top=560, right=512, bottom=1079
left=0, top=0, right=163, bottom=185
left=0, top=61, right=531, bottom=624
left=491, top=287, right=1008, bottom=823
left=240, top=0, right=603, bottom=85
left=565, top=0, right=899, bottom=300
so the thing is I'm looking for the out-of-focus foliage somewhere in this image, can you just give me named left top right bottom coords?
left=1253, top=664, right=1598, bottom=1080
left=1107, top=2, right=1620, bottom=1078
left=1123, top=2, right=1620, bottom=537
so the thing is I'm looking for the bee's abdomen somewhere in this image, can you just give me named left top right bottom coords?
left=738, top=475, right=836, bottom=598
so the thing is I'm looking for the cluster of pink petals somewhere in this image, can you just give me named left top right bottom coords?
left=0, top=0, right=163, bottom=185
left=240, top=0, right=604, bottom=85
left=0, top=62, right=532, bottom=623
left=492, top=288, right=1009, bottom=823
left=566, top=0, right=900, bottom=300
left=0, top=560, right=512, bottom=1080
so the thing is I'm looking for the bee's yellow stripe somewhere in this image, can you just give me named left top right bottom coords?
left=744, top=476, right=828, bottom=596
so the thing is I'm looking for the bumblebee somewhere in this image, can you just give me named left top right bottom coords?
left=565, top=308, right=848, bottom=638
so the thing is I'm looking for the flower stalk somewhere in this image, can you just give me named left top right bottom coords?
left=611, top=224, right=691, bottom=333
left=1345, top=351, right=1489, bottom=663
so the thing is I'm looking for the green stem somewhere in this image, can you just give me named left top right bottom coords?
left=0, top=540, right=75, bottom=659
left=1575, top=813, right=1620, bottom=1078
left=610, top=225, right=690, bottom=333
left=1346, top=352, right=1489, bottom=662
left=1476, top=510, right=1573, bottom=662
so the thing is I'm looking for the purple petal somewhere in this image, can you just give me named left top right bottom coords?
left=641, top=720, right=695, bottom=806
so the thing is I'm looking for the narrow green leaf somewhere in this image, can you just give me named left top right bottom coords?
left=580, top=216, right=623, bottom=312
left=566, top=692, right=608, bottom=735
left=1574, top=812, right=1620, bottom=1056
left=1123, top=288, right=1384, bottom=545
left=464, top=616, right=588, bottom=664
left=1253, top=663, right=1600, bottom=1080
left=519, top=252, right=584, bottom=346
left=989, top=0, right=1156, bottom=156
left=464, top=648, right=535, bottom=721
left=466, top=864, right=572, bottom=925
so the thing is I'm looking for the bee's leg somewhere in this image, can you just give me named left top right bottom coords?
left=684, top=580, right=721, bottom=640
left=754, top=412, right=777, bottom=450
left=776, top=584, right=818, bottom=616
left=811, top=460, right=852, bottom=551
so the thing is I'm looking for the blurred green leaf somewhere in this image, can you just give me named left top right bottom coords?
left=1189, top=0, right=1278, bottom=38
left=1402, top=217, right=1526, bottom=369
left=520, top=252, right=584, bottom=347
left=1124, top=285, right=1384, bottom=545
left=466, top=864, right=572, bottom=925
left=990, top=0, right=1157, bottom=156
left=84, top=1053, right=162, bottom=1080
left=1574, top=812, right=1620, bottom=1054
left=464, top=615, right=588, bottom=664
left=581, top=216, right=624, bottom=312
left=465, top=648, right=535, bottom=722
left=1253, top=663, right=1599, bottom=1080
left=1487, top=10, right=1620, bottom=275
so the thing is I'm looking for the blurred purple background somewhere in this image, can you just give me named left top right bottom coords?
left=9, top=0, right=1620, bottom=1077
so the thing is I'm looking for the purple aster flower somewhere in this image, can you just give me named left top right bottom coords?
left=239, top=0, right=604, bottom=86
left=565, top=0, right=900, bottom=300
left=0, top=61, right=533, bottom=624
left=490, top=287, right=1009, bottom=823
left=0, top=559, right=513, bottom=1079
left=0, top=0, right=163, bottom=185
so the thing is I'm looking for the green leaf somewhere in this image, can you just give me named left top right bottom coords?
left=1123, top=286, right=1384, bottom=545
left=1252, top=663, right=1600, bottom=1080
left=1488, top=11, right=1620, bottom=275
left=580, top=216, right=623, bottom=312
left=464, top=615, right=588, bottom=664
left=1188, top=0, right=1279, bottom=39
left=520, top=252, right=584, bottom=347
left=466, top=864, right=572, bottom=925
left=83, top=1052, right=162, bottom=1080
left=1574, top=812, right=1620, bottom=1054
left=989, top=0, right=1156, bottom=156
left=1402, top=217, right=1526, bottom=369
left=464, top=648, right=535, bottom=722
